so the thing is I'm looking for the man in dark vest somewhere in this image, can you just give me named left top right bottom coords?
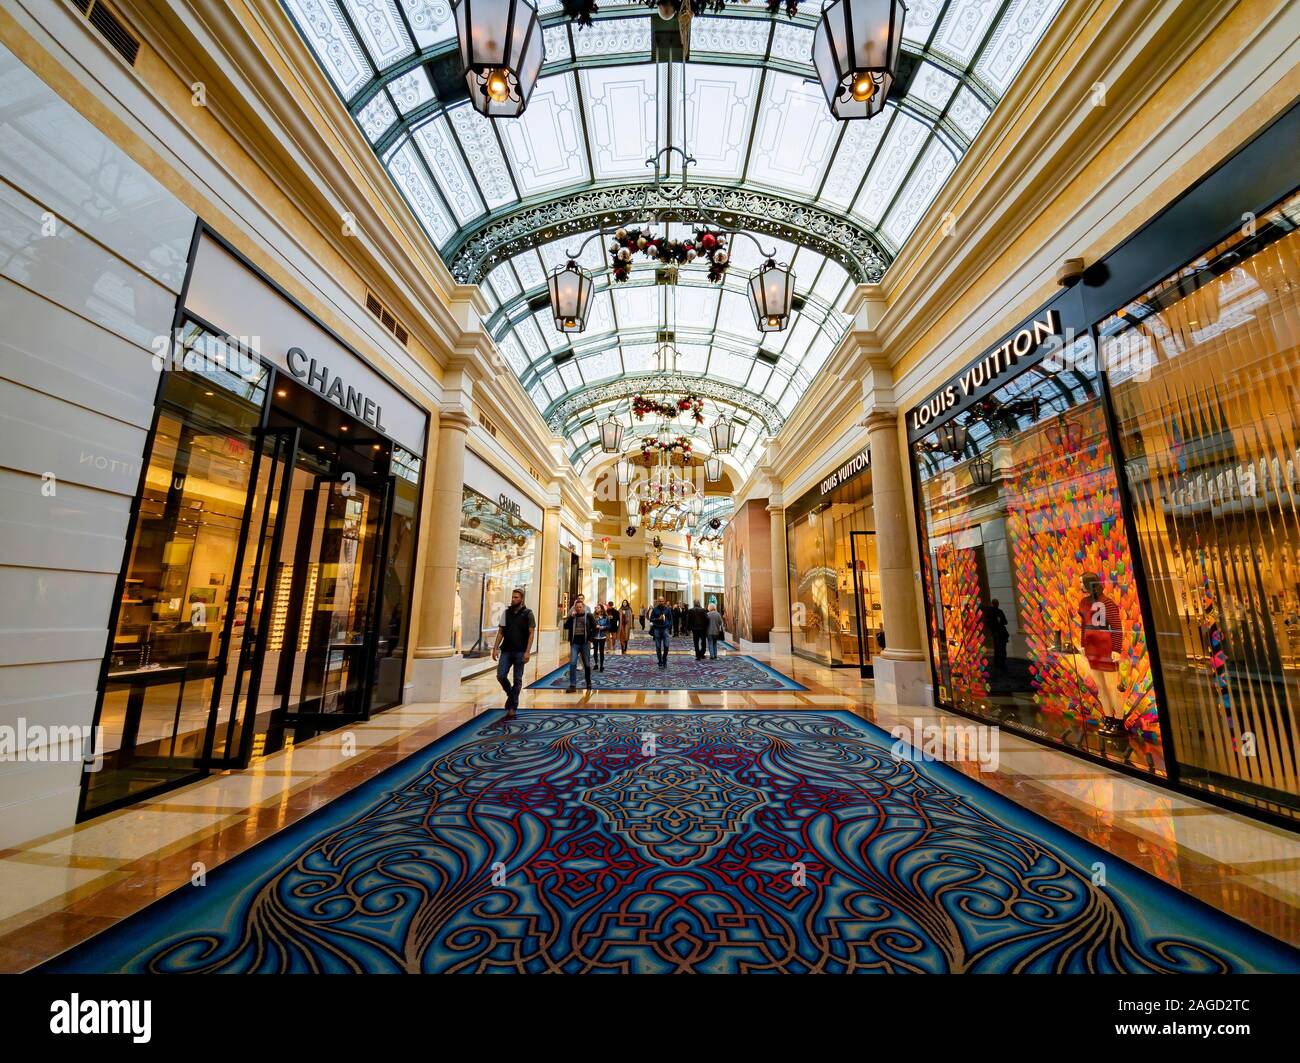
left=492, top=588, right=535, bottom=718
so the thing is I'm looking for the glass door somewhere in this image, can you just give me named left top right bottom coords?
left=849, top=530, right=880, bottom=677
left=204, top=427, right=297, bottom=767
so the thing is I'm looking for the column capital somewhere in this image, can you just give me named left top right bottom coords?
left=438, top=406, right=473, bottom=433
left=862, top=406, right=899, bottom=433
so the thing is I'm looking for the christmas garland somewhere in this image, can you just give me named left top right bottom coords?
left=631, top=393, right=705, bottom=423
left=639, top=435, right=694, bottom=464
left=609, top=226, right=729, bottom=283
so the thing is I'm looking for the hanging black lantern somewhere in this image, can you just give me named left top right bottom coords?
left=704, top=456, right=724, bottom=483
left=709, top=414, right=736, bottom=454
left=547, top=258, right=593, bottom=333
left=599, top=411, right=624, bottom=454
left=813, top=0, right=908, bottom=120
left=748, top=259, right=796, bottom=332
left=936, top=420, right=967, bottom=456
left=971, top=455, right=993, bottom=487
left=615, top=458, right=631, bottom=485
left=453, top=0, right=544, bottom=118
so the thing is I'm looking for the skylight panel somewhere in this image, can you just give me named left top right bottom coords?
left=818, top=117, right=887, bottom=210
left=285, top=0, right=371, bottom=97
left=768, top=22, right=814, bottom=68
left=357, top=93, right=398, bottom=143
left=497, top=333, right=530, bottom=375
left=622, top=343, right=656, bottom=373
left=487, top=261, right=521, bottom=301
left=513, top=316, right=549, bottom=362
left=542, top=24, right=571, bottom=64
left=446, top=104, right=517, bottom=210
left=683, top=65, right=757, bottom=181
left=571, top=17, right=652, bottom=60
left=415, top=117, right=485, bottom=224
left=907, top=61, right=960, bottom=116
left=931, top=0, right=1002, bottom=66
left=582, top=66, right=659, bottom=180
left=851, top=110, right=929, bottom=228
left=500, top=73, right=589, bottom=194
left=613, top=284, right=658, bottom=329
left=579, top=347, right=623, bottom=383
left=397, top=0, right=456, bottom=50
left=948, top=86, right=991, bottom=142
left=387, top=66, right=435, bottom=115
left=386, top=140, right=454, bottom=245
left=707, top=349, right=751, bottom=386
left=689, top=17, right=770, bottom=59
left=342, top=0, right=413, bottom=70
left=882, top=137, right=957, bottom=247
left=512, top=249, right=547, bottom=290
left=747, top=73, right=839, bottom=196
left=976, top=0, right=1063, bottom=96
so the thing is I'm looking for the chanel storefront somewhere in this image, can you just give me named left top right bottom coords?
left=84, top=226, right=428, bottom=818
left=908, top=105, right=1300, bottom=823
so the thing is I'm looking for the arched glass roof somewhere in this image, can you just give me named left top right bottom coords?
left=283, top=0, right=1064, bottom=474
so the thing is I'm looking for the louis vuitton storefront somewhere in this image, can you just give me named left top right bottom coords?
left=907, top=105, right=1300, bottom=823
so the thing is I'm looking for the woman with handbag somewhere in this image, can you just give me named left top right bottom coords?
left=619, top=599, right=633, bottom=653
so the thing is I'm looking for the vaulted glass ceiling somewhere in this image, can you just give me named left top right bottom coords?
left=283, top=0, right=1064, bottom=475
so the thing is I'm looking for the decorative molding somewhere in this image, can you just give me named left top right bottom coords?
left=446, top=183, right=891, bottom=286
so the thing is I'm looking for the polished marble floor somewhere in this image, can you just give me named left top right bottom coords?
left=2, top=645, right=1299, bottom=972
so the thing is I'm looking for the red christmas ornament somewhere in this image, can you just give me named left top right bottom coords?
left=700, top=233, right=717, bottom=250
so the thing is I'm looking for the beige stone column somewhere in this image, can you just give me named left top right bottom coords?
left=864, top=407, right=930, bottom=704
left=767, top=499, right=792, bottom=656
left=536, top=505, right=562, bottom=657
left=409, top=408, right=471, bottom=703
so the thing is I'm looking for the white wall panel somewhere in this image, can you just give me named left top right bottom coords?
left=0, top=40, right=194, bottom=845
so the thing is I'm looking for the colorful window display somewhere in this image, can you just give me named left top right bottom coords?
left=1104, top=189, right=1300, bottom=818
left=914, top=338, right=1165, bottom=776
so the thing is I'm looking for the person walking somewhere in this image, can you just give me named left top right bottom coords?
left=639, top=605, right=646, bottom=631
left=649, top=597, right=673, bottom=668
left=619, top=599, right=633, bottom=653
left=688, top=599, right=709, bottom=660
left=706, top=602, right=725, bottom=660
left=564, top=600, right=596, bottom=693
left=491, top=588, right=535, bottom=718
left=592, top=603, right=609, bottom=672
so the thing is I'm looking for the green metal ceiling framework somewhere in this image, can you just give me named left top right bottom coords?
left=283, top=0, right=1065, bottom=475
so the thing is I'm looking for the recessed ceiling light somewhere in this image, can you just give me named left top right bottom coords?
left=276, top=389, right=287, bottom=398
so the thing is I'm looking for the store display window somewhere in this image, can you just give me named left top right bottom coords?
left=913, top=333, right=1165, bottom=776
left=1104, top=188, right=1300, bottom=815
left=457, top=487, right=538, bottom=658
left=786, top=474, right=880, bottom=671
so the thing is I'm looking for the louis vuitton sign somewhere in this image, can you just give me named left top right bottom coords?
left=909, top=309, right=1062, bottom=434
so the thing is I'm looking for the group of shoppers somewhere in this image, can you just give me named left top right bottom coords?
left=647, top=597, right=726, bottom=667
left=491, top=586, right=729, bottom=710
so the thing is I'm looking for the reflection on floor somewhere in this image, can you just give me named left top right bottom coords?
left=2, top=647, right=1300, bottom=971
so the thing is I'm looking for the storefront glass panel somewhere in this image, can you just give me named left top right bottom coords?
left=786, top=475, right=878, bottom=669
left=457, top=487, right=538, bottom=658
left=85, top=330, right=268, bottom=813
left=914, top=342, right=1165, bottom=776
left=1105, top=189, right=1300, bottom=814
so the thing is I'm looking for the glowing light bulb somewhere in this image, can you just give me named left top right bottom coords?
left=485, top=68, right=511, bottom=104
left=563, top=318, right=577, bottom=329
left=851, top=74, right=875, bottom=103
left=767, top=316, right=781, bottom=329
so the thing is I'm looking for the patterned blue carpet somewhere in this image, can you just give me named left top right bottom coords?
left=529, top=652, right=805, bottom=691
left=40, top=710, right=1300, bottom=974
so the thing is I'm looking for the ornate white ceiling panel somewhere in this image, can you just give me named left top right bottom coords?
left=282, top=0, right=1065, bottom=475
